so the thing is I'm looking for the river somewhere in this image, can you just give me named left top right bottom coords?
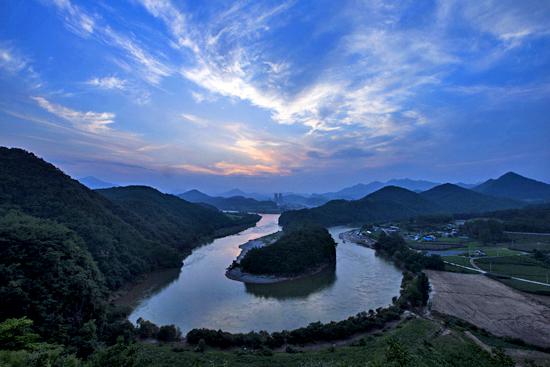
left=128, top=214, right=403, bottom=334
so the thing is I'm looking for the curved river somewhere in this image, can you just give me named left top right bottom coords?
left=129, top=214, right=402, bottom=333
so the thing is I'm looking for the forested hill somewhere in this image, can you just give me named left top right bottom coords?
left=474, top=172, right=550, bottom=202
left=0, top=147, right=258, bottom=289
left=419, top=183, right=521, bottom=213
left=279, top=186, right=441, bottom=227
left=279, top=184, right=524, bottom=228
left=98, top=186, right=260, bottom=249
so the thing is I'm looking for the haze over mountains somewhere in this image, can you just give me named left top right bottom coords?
left=279, top=177, right=548, bottom=227
left=77, top=171, right=550, bottom=214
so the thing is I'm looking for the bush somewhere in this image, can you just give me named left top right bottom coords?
left=157, top=325, right=181, bottom=342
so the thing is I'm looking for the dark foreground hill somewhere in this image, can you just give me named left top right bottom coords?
left=0, top=147, right=258, bottom=288
left=474, top=172, right=550, bottom=202
left=279, top=183, right=525, bottom=228
left=180, top=189, right=280, bottom=213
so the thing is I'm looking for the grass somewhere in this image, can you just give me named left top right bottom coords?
left=475, top=256, right=550, bottom=283
left=443, top=255, right=472, bottom=268
left=443, top=263, right=479, bottom=274
left=495, top=278, right=550, bottom=296
left=91, top=318, right=507, bottom=367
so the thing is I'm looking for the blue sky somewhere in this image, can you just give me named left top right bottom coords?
left=1, top=0, right=549, bottom=193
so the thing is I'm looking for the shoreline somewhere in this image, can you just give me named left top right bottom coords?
left=225, top=263, right=333, bottom=284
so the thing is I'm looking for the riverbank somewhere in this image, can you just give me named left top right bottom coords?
left=339, top=229, right=375, bottom=247
left=225, top=263, right=333, bottom=284
left=112, top=217, right=262, bottom=311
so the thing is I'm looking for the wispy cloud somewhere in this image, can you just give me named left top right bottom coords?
left=86, top=76, right=126, bottom=90
left=32, top=96, right=115, bottom=133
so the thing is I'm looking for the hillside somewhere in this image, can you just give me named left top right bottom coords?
left=474, top=172, right=550, bottom=202
left=420, top=183, right=522, bottom=213
left=280, top=184, right=526, bottom=228
left=0, top=148, right=258, bottom=289
left=179, top=189, right=280, bottom=213
left=279, top=186, right=441, bottom=227
left=98, top=186, right=260, bottom=250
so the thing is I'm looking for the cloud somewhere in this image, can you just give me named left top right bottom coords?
left=86, top=76, right=127, bottom=90
left=180, top=113, right=209, bottom=127
left=32, top=96, right=115, bottom=133
left=51, top=0, right=95, bottom=37
left=177, top=161, right=287, bottom=176
left=0, top=44, right=28, bottom=74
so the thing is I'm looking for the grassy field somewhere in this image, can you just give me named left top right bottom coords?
left=475, top=256, right=550, bottom=284
left=496, top=278, right=550, bottom=296
left=90, top=318, right=509, bottom=367
left=443, top=263, right=479, bottom=274
left=443, top=255, right=472, bottom=267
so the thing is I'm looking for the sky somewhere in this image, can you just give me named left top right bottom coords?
left=1, top=0, right=549, bottom=194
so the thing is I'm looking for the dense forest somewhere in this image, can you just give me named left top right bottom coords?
left=239, top=225, right=336, bottom=276
left=372, top=233, right=445, bottom=273
left=0, top=147, right=260, bottom=357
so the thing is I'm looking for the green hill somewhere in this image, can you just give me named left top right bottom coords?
left=280, top=184, right=526, bottom=228
left=98, top=186, right=260, bottom=250
left=0, top=147, right=258, bottom=289
left=420, top=183, right=522, bottom=213
left=279, top=186, right=441, bottom=227
left=239, top=225, right=336, bottom=276
left=474, top=172, right=550, bottom=202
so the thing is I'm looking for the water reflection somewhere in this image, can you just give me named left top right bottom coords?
left=128, top=215, right=403, bottom=333
left=244, top=266, right=337, bottom=300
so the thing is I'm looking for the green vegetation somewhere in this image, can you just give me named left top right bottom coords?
left=442, top=256, right=472, bottom=268
left=373, top=233, right=445, bottom=273
left=0, top=147, right=260, bottom=356
left=8, top=318, right=504, bottom=367
left=475, top=255, right=550, bottom=284
left=98, top=186, right=260, bottom=252
left=279, top=184, right=524, bottom=228
left=0, top=210, right=106, bottom=350
left=461, top=219, right=506, bottom=244
left=239, top=225, right=336, bottom=276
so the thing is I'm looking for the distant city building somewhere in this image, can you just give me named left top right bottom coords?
left=273, top=193, right=283, bottom=204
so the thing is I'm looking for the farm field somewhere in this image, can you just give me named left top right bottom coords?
left=426, top=270, right=550, bottom=349
left=475, top=256, right=550, bottom=284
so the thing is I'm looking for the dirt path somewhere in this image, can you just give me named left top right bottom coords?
left=426, top=270, right=550, bottom=348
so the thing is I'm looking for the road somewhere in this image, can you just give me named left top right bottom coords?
left=444, top=259, right=550, bottom=287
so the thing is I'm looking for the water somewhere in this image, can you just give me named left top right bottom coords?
left=128, top=214, right=403, bottom=334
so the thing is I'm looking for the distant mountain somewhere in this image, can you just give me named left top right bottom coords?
left=455, top=182, right=478, bottom=189
left=474, top=172, right=550, bottom=202
left=323, top=179, right=440, bottom=200
left=420, top=183, right=522, bottom=213
left=280, top=186, right=441, bottom=227
left=78, top=176, right=116, bottom=189
left=179, top=189, right=280, bottom=213
left=279, top=193, right=329, bottom=208
left=218, top=188, right=271, bottom=201
left=280, top=183, right=526, bottom=227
